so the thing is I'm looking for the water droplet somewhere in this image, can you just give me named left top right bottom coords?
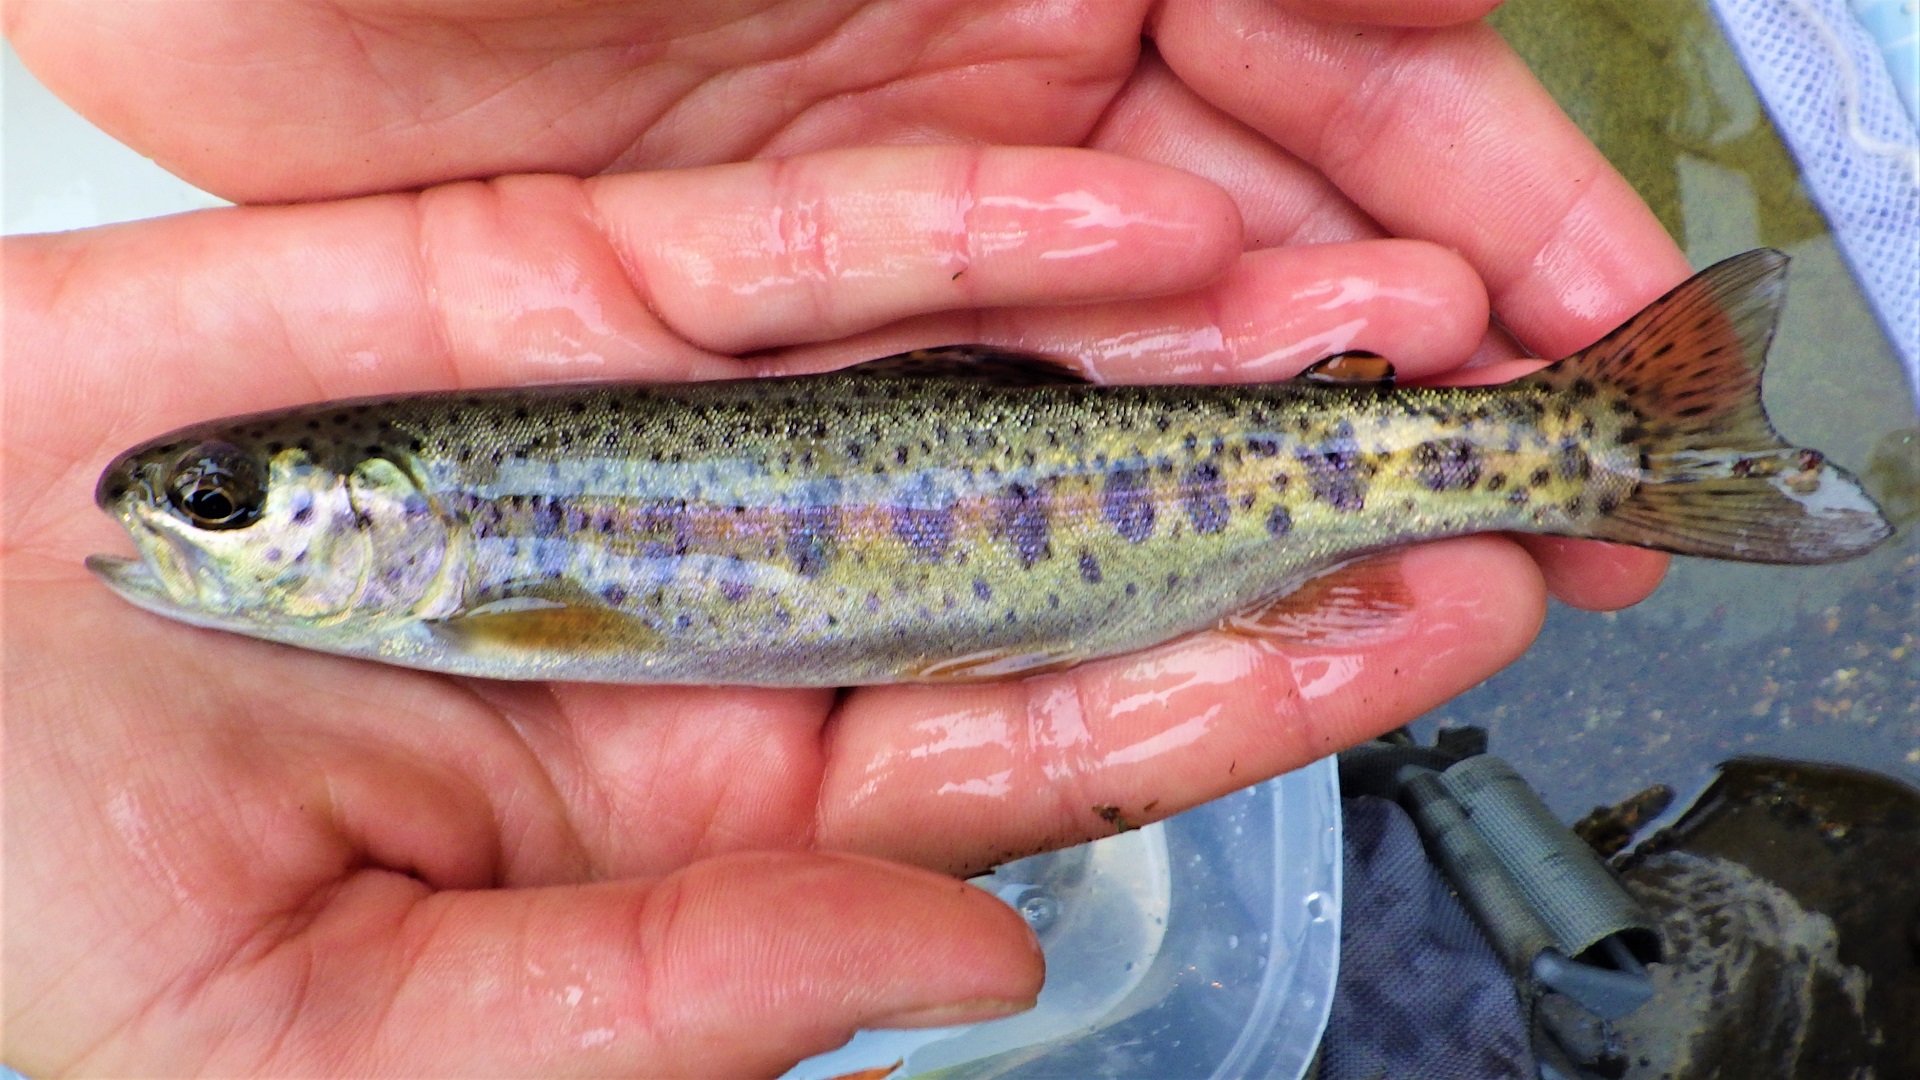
left=1017, top=889, right=1060, bottom=933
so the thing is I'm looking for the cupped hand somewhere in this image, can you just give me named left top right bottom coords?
left=6, top=2, right=1695, bottom=1075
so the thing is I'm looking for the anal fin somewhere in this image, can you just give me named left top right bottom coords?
left=906, top=644, right=1083, bottom=682
left=1220, top=556, right=1413, bottom=645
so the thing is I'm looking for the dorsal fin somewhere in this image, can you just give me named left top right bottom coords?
left=1298, top=351, right=1396, bottom=385
left=840, top=346, right=1090, bottom=385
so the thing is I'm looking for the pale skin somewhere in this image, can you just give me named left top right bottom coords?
left=5, top=1, right=1685, bottom=1076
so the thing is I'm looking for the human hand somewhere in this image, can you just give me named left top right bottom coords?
left=15, top=143, right=1550, bottom=1075
left=5, top=0, right=1687, bottom=608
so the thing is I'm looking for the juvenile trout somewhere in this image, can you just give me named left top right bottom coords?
left=90, top=250, right=1893, bottom=686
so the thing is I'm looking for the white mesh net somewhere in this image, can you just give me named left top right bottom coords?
left=1709, top=0, right=1920, bottom=404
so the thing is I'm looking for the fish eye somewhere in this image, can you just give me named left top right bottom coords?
left=167, top=441, right=264, bottom=530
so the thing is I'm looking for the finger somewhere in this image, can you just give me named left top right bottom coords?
left=1270, top=0, right=1505, bottom=26
left=764, top=238, right=1490, bottom=385
left=1086, top=47, right=1538, bottom=375
left=131, top=852, right=1041, bottom=1077
left=1157, top=3, right=1690, bottom=354
left=1511, top=535, right=1669, bottom=611
left=819, top=535, right=1547, bottom=876
left=1085, top=47, right=1381, bottom=248
left=1154, top=5, right=1677, bottom=604
left=589, top=146, right=1241, bottom=352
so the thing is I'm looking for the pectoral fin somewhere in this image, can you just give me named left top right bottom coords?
left=429, top=590, right=659, bottom=658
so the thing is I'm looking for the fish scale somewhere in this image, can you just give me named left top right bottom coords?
left=90, top=251, right=1894, bottom=685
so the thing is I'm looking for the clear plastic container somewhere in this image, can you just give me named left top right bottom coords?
left=785, top=756, right=1343, bottom=1080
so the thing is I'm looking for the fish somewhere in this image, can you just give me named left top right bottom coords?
left=89, top=249, right=1893, bottom=687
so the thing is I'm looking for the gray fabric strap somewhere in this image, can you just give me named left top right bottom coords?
left=1434, top=755, right=1661, bottom=973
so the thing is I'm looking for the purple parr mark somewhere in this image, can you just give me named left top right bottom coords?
left=1101, top=466, right=1156, bottom=543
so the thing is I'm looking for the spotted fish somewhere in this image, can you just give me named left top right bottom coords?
left=90, top=250, right=1893, bottom=686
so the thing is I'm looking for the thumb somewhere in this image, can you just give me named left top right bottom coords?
left=260, top=852, right=1044, bottom=1078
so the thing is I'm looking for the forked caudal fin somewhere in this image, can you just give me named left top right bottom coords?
left=1524, top=249, right=1892, bottom=564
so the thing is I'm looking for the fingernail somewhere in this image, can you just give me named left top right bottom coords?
left=868, top=996, right=1036, bottom=1030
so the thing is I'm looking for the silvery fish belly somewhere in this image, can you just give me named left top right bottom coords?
left=91, top=251, right=1893, bottom=686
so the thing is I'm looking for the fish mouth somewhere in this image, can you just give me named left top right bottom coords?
left=89, top=502, right=231, bottom=624
left=87, top=551, right=257, bottom=635
left=87, top=551, right=172, bottom=609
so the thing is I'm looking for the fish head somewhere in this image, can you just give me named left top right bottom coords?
left=91, top=427, right=457, bottom=641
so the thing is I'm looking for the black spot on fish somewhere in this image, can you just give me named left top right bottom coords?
left=1079, top=550, right=1103, bottom=584
left=974, top=577, right=993, bottom=602
left=1412, top=438, right=1482, bottom=492
left=1124, top=581, right=1138, bottom=597
left=1102, top=467, right=1156, bottom=544
left=1507, top=489, right=1530, bottom=506
left=1529, top=467, right=1552, bottom=489
left=997, top=482, right=1052, bottom=568
left=784, top=503, right=839, bottom=577
left=1266, top=505, right=1293, bottom=538
left=1295, top=420, right=1366, bottom=511
left=603, top=584, right=628, bottom=605
left=1552, top=440, right=1591, bottom=482
left=890, top=501, right=954, bottom=563
left=1487, top=472, right=1508, bottom=492
left=291, top=504, right=314, bottom=525
left=1182, top=462, right=1230, bottom=535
